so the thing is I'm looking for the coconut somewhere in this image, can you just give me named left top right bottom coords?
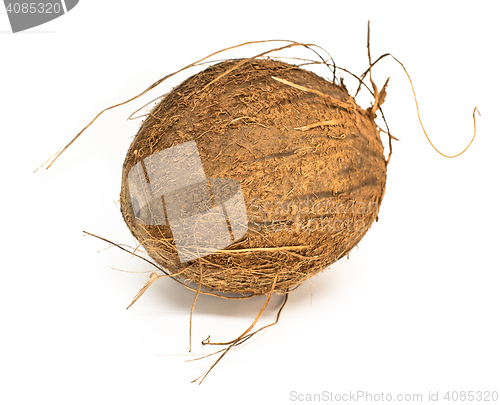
left=119, top=58, right=387, bottom=297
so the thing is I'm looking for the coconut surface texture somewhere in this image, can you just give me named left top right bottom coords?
left=120, top=58, right=387, bottom=296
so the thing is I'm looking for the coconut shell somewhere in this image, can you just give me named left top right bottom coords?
left=120, top=58, right=387, bottom=296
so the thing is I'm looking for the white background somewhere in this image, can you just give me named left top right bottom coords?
left=1, top=1, right=499, bottom=404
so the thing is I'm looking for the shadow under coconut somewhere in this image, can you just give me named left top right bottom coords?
left=125, top=260, right=343, bottom=321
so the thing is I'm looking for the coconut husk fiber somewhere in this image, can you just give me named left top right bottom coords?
left=119, top=57, right=387, bottom=297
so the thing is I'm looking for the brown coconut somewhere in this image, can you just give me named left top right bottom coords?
left=119, top=58, right=387, bottom=297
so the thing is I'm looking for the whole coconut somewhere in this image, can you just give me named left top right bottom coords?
left=120, top=58, right=387, bottom=296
